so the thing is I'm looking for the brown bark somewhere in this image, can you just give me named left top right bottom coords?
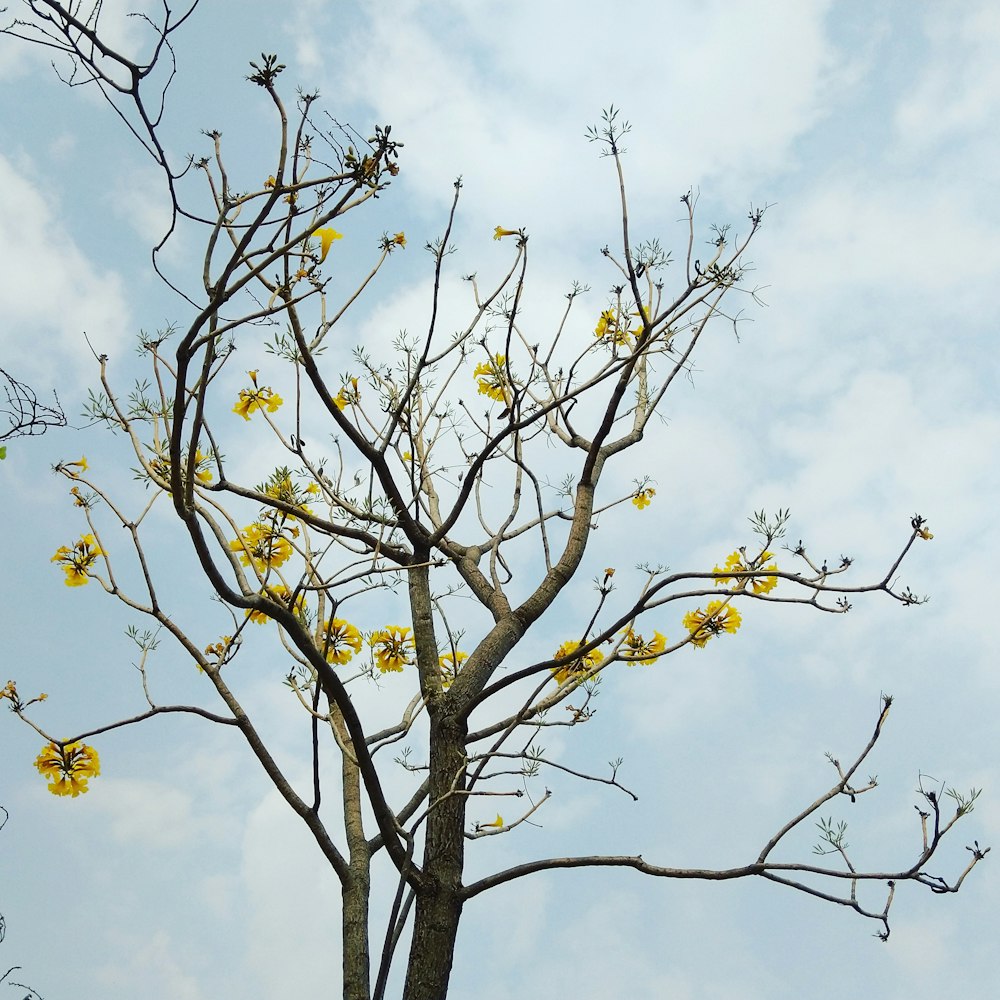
left=334, top=706, right=372, bottom=1000
left=401, top=711, right=467, bottom=999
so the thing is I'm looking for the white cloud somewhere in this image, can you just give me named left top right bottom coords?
left=895, top=5, right=1000, bottom=152
left=96, top=930, right=205, bottom=999
left=323, top=0, right=843, bottom=233
left=0, top=153, right=132, bottom=382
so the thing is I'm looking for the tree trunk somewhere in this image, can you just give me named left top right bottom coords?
left=401, top=712, right=467, bottom=999
left=335, top=705, right=372, bottom=1000
left=342, top=863, right=372, bottom=1000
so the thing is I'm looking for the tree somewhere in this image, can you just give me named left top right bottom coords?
left=0, top=367, right=67, bottom=460
left=0, top=4, right=987, bottom=998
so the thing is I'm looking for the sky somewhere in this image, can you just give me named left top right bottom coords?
left=1, top=1, right=998, bottom=998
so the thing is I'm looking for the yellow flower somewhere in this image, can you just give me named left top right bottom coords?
left=34, top=741, right=101, bottom=797
left=64, top=455, right=88, bottom=472
left=632, top=487, right=656, bottom=510
left=234, top=374, right=283, bottom=420
left=620, top=628, right=667, bottom=664
left=262, top=472, right=314, bottom=518
left=202, top=635, right=235, bottom=668
left=51, top=534, right=104, bottom=587
left=264, top=175, right=276, bottom=189
left=148, top=448, right=214, bottom=490
left=551, top=640, right=604, bottom=685
left=228, top=522, right=295, bottom=572
left=313, top=227, right=343, bottom=263
left=320, top=619, right=363, bottom=664
left=473, top=354, right=511, bottom=403
left=246, top=585, right=306, bottom=624
left=594, top=309, right=633, bottom=346
left=918, top=527, right=934, bottom=540
left=683, top=600, right=742, bottom=648
left=712, top=550, right=778, bottom=595
left=333, top=377, right=359, bottom=412
left=484, top=814, right=504, bottom=828
left=193, top=449, right=214, bottom=483
left=493, top=226, right=520, bottom=240
left=369, top=626, right=415, bottom=673
left=439, top=650, right=468, bottom=689
left=392, top=232, right=406, bottom=247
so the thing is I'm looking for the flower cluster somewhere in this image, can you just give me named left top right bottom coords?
left=202, top=635, right=236, bottom=669
left=320, top=618, right=364, bottom=665
left=34, top=741, right=101, bottom=797
left=370, top=626, right=415, bottom=673
left=260, top=469, right=319, bottom=518
left=683, top=600, right=742, bottom=648
left=234, top=370, right=284, bottom=420
left=1, top=679, right=47, bottom=709
left=51, top=534, right=104, bottom=587
left=619, top=628, right=667, bottom=664
left=333, top=377, right=361, bottom=411
left=713, top=550, right=778, bottom=595
left=149, top=447, right=214, bottom=487
left=228, top=521, right=297, bottom=572
left=551, top=640, right=604, bottom=685
left=439, top=650, right=468, bottom=689
left=473, top=354, right=512, bottom=404
left=594, top=309, right=634, bottom=347
left=246, top=585, right=307, bottom=625
left=632, top=487, right=656, bottom=510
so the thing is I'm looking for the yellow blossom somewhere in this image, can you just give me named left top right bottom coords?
left=918, top=526, right=934, bottom=540
left=264, top=175, right=276, bottom=189
left=473, top=354, right=511, bottom=403
left=392, top=232, right=406, bottom=247
left=493, top=226, right=520, bottom=240
left=683, top=600, right=742, bottom=648
left=620, top=628, right=667, bottom=664
left=594, top=309, right=633, bottom=346
left=202, top=635, right=234, bottom=667
left=234, top=373, right=283, bottom=420
left=333, top=377, right=359, bottom=412
left=313, top=226, right=343, bottom=263
left=64, top=455, right=88, bottom=472
left=483, top=814, right=504, bottom=828
left=370, top=626, right=415, bottom=673
left=551, top=640, right=604, bottom=685
left=632, top=487, right=656, bottom=510
left=439, top=650, right=468, bottom=689
left=228, top=522, right=296, bottom=572
left=320, top=618, right=363, bottom=665
left=263, top=472, right=314, bottom=518
left=713, top=550, right=778, bottom=595
left=51, top=534, right=104, bottom=587
left=193, top=449, right=214, bottom=483
left=34, top=741, right=101, bottom=797
left=246, top=585, right=306, bottom=625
